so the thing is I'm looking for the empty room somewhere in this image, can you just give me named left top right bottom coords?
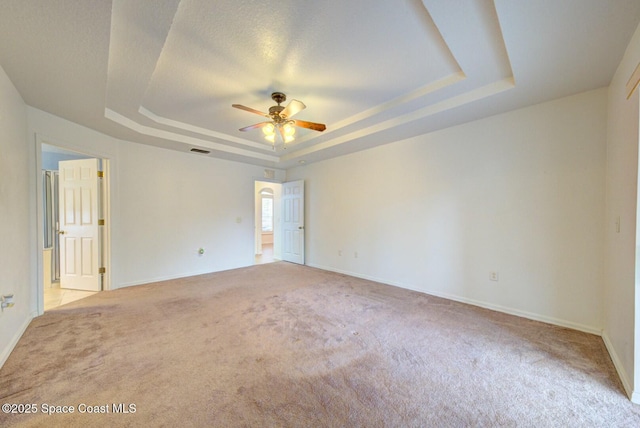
left=2, top=0, right=640, bottom=426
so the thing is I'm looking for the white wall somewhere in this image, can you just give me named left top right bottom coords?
left=604, top=22, right=640, bottom=401
left=0, top=65, right=31, bottom=367
left=27, top=108, right=285, bottom=290
left=116, top=142, right=281, bottom=286
left=288, top=88, right=607, bottom=334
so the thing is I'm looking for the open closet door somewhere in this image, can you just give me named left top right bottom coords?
left=282, top=180, right=304, bottom=265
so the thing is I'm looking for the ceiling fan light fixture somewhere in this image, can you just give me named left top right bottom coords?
left=232, top=92, right=326, bottom=149
left=283, top=121, right=295, bottom=137
left=262, top=122, right=275, bottom=135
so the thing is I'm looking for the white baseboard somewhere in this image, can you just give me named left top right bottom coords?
left=0, top=311, right=35, bottom=369
left=117, top=271, right=211, bottom=289
left=424, top=288, right=601, bottom=335
left=116, top=263, right=257, bottom=289
left=307, top=263, right=600, bottom=335
left=602, top=331, right=635, bottom=401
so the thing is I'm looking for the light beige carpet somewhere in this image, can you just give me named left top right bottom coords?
left=1, top=262, right=639, bottom=427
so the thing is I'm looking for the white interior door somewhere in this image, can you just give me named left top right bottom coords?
left=282, top=180, right=305, bottom=264
left=58, top=159, right=102, bottom=291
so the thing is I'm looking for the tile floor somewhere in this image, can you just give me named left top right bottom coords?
left=255, top=244, right=274, bottom=265
left=44, top=282, right=97, bottom=311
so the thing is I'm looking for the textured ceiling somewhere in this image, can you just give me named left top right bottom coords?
left=1, top=0, right=639, bottom=168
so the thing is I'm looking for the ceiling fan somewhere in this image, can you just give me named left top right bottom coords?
left=232, top=92, right=326, bottom=147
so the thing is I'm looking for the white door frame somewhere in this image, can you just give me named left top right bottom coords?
left=35, top=134, right=113, bottom=315
left=254, top=180, right=282, bottom=262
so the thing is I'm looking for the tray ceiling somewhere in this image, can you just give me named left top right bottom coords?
left=1, top=0, right=639, bottom=168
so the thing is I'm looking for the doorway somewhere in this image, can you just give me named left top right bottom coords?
left=38, top=141, right=111, bottom=312
left=255, top=181, right=282, bottom=264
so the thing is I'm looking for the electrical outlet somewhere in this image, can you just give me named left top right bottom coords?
left=338, top=250, right=342, bottom=256
left=354, top=251, right=358, bottom=258
left=1, top=294, right=14, bottom=311
left=490, top=271, right=499, bottom=281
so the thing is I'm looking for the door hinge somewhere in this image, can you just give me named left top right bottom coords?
left=97, top=171, right=104, bottom=178
left=98, top=219, right=105, bottom=226
left=98, top=267, right=106, bottom=274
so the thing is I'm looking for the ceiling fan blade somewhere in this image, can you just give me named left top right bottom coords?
left=232, top=104, right=268, bottom=117
left=281, top=99, right=306, bottom=119
left=294, top=119, right=326, bottom=132
left=239, top=122, right=270, bottom=132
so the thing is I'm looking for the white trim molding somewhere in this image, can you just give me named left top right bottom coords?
left=0, top=312, right=35, bottom=369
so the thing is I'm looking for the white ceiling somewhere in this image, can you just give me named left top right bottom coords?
left=1, top=0, right=639, bottom=169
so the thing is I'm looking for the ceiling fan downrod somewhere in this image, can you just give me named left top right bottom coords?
left=269, top=92, right=287, bottom=122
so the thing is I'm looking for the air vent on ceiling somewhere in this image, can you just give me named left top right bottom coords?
left=190, top=148, right=210, bottom=154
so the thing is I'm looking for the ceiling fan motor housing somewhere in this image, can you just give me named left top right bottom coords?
left=269, top=105, right=286, bottom=122
left=271, top=92, right=286, bottom=105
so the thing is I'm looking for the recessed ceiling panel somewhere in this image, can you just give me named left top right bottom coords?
left=140, top=0, right=460, bottom=141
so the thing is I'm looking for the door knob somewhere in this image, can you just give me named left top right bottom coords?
left=58, top=230, right=66, bottom=235
left=298, top=226, right=304, bottom=230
